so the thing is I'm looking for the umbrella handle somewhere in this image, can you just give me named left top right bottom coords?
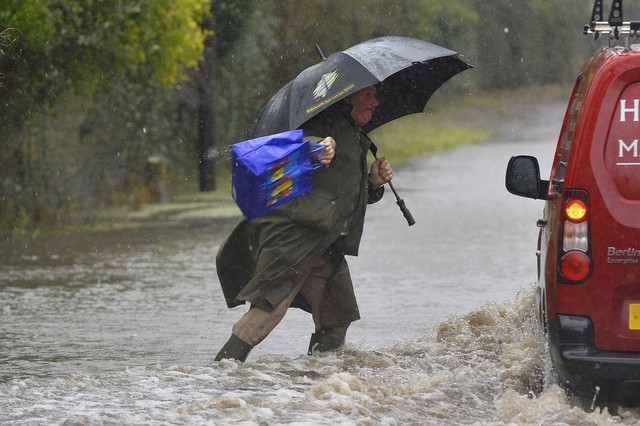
left=387, top=181, right=416, bottom=226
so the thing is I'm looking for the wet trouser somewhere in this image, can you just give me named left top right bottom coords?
left=230, top=252, right=348, bottom=349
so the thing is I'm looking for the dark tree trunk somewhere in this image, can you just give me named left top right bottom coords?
left=196, top=14, right=216, bottom=192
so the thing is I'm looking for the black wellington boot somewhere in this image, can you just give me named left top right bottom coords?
left=215, top=334, right=253, bottom=362
left=307, top=330, right=345, bottom=355
left=307, top=333, right=321, bottom=355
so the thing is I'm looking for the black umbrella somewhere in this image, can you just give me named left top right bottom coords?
left=252, top=36, right=472, bottom=225
left=252, top=36, right=471, bottom=137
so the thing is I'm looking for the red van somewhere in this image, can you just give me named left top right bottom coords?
left=505, top=4, right=640, bottom=405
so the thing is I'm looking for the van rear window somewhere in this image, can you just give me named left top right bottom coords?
left=605, top=83, right=640, bottom=200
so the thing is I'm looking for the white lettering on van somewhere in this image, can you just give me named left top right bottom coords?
left=617, top=139, right=640, bottom=165
left=620, top=99, right=640, bottom=121
left=608, top=246, right=640, bottom=256
left=607, top=246, right=640, bottom=264
left=619, top=139, right=639, bottom=157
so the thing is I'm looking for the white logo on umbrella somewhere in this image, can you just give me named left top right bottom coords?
left=313, top=67, right=339, bottom=100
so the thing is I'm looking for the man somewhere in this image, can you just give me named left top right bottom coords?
left=215, top=85, right=393, bottom=361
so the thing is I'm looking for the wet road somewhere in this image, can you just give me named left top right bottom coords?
left=3, top=97, right=638, bottom=424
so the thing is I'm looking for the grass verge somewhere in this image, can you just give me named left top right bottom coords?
left=370, top=117, right=492, bottom=163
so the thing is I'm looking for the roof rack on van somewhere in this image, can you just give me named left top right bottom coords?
left=584, top=0, right=640, bottom=45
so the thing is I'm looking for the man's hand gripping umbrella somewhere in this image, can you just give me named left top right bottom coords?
left=364, top=133, right=415, bottom=226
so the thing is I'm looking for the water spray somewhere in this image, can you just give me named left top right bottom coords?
left=590, top=385, right=601, bottom=411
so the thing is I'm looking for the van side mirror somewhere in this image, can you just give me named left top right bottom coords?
left=505, top=155, right=548, bottom=200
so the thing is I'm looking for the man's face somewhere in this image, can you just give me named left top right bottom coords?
left=345, top=86, right=378, bottom=127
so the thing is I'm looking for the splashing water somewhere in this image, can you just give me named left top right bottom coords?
left=2, top=289, right=638, bottom=425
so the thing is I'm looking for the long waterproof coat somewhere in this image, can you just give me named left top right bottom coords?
left=216, top=105, right=384, bottom=329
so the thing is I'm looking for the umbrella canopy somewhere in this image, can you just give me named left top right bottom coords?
left=252, top=36, right=472, bottom=137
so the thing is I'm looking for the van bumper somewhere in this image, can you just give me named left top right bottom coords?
left=548, top=315, right=640, bottom=404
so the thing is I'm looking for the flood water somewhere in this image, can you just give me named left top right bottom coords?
left=3, top=98, right=640, bottom=424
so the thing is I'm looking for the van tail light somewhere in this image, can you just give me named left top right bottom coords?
left=563, top=221, right=589, bottom=252
left=559, top=190, right=593, bottom=283
left=565, top=199, right=587, bottom=222
left=560, top=251, right=593, bottom=282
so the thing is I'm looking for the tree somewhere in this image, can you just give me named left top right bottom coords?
left=196, top=0, right=256, bottom=192
left=471, top=1, right=591, bottom=90
left=412, top=0, right=478, bottom=48
left=1, top=0, right=209, bottom=130
left=0, top=0, right=210, bottom=231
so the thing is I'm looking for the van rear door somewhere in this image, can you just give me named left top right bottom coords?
left=577, top=48, right=640, bottom=351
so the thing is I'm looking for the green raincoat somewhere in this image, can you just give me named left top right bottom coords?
left=216, top=105, right=384, bottom=329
